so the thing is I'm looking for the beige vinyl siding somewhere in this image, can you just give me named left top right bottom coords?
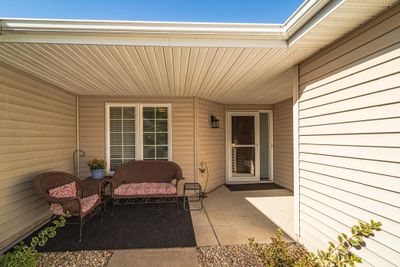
left=198, top=98, right=225, bottom=192
left=78, top=96, right=195, bottom=193
left=0, top=63, right=76, bottom=251
left=273, top=98, right=293, bottom=191
left=297, top=4, right=400, bottom=266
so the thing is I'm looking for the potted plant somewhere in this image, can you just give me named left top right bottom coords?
left=87, top=159, right=106, bottom=179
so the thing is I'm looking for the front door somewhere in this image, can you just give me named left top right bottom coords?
left=227, top=112, right=260, bottom=182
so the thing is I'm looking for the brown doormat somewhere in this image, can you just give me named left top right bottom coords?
left=225, top=183, right=284, bottom=191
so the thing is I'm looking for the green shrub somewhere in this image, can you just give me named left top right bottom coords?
left=0, top=215, right=68, bottom=267
left=249, top=220, right=382, bottom=267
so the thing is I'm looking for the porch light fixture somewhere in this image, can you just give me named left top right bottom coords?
left=210, top=115, right=220, bottom=128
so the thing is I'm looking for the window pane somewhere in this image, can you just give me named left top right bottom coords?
left=143, top=107, right=155, bottom=119
left=110, top=120, right=122, bottom=132
left=123, top=120, right=135, bottom=132
left=123, top=132, right=135, bottom=145
left=143, top=146, right=155, bottom=159
left=156, top=107, right=168, bottom=119
left=143, top=133, right=155, bottom=145
left=109, top=106, right=136, bottom=172
left=110, top=159, right=122, bottom=171
left=124, top=146, right=135, bottom=158
left=123, top=107, right=135, bottom=119
left=143, top=120, right=155, bottom=132
left=156, top=133, right=168, bottom=145
left=110, top=107, right=122, bottom=119
left=142, top=106, right=169, bottom=161
left=110, top=146, right=122, bottom=158
left=156, top=146, right=168, bottom=158
left=110, top=133, right=122, bottom=145
left=156, top=120, right=168, bottom=132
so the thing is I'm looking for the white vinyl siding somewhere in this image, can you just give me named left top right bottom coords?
left=198, top=98, right=225, bottom=192
left=297, top=4, right=400, bottom=267
left=273, top=98, right=293, bottom=190
left=0, top=63, right=76, bottom=252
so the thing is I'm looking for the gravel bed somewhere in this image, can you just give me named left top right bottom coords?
left=38, top=250, right=113, bottom=267
left=197, top=243, right=308, bottom=267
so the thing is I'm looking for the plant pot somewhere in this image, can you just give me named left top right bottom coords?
left=91, top=169, right=105, bottom=179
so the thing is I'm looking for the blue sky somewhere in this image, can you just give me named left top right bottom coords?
left=0, top=0, right=304, bottom=23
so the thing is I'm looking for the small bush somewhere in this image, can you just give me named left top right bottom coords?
left=0, top=215, right=68, bottom=267
left=249, top=220, right=382, bottom=267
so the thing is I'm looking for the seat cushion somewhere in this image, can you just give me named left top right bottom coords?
left=50, top=194, right=99, bottom=215
left=48, top=181, right=76, bottom=198
left=114, top=182, right=177, bottom=196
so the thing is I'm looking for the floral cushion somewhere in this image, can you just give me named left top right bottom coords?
left=50, top=194, right=99, bottom=215
left=48, top=182, right=76, bottom=198
left=114, top=182, right=177, bottom=196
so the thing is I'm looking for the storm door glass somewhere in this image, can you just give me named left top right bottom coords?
left=231, top=116, right=256, bottom=177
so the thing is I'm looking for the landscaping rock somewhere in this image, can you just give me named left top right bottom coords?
left=38, top=250, right=113, bottom=267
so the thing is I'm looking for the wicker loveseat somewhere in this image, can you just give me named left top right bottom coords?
left=32, top=172, right=102, bottom=241
left=110, top=160, right=184, bottom=212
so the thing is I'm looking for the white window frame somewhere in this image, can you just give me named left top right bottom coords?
left=105, top=103, right=172, bottom=175
left=139, top=103, right=173, bottom=161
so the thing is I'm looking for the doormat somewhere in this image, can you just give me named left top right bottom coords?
left=225, top=183, right=284, bottom=191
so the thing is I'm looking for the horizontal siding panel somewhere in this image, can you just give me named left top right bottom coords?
left=299, top=102, right=400, bottom=127
left=299, top=169, right=400, bottom=207
left=300, top=56, right=400, bottom=98
left=300, top=72, right=400, bottom=110
left=300, top=177, right=400, bottom=230
left=300, top=87, right=400, bottom=118
left=300, top=133, right=400, bottom=147
left=300, top=144, right=399, bottom=162
left=0, top=63, right=76, bottom=251
left=300, top=153, right=400, bottom=178
left=300, top=118, right=400, bottom=135
left=299, top=161, right=400, bottom=192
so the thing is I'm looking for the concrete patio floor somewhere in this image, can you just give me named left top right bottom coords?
left=191, top=185, right=295, bottom=246
left=106, top=184, right=294, bottom=266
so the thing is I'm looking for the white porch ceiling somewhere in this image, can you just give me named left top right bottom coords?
left=0, top=0, right=396, bottom=104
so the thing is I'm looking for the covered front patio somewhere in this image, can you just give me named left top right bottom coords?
left=1, top=1, right=397, bottom=266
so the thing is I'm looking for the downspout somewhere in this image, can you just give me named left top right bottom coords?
left=76, top=95, right=80, bottom=178
left=193, top=96, right=199, bottom=182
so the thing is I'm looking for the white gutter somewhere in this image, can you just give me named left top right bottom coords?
left=0, top=0, right=341, bottom=48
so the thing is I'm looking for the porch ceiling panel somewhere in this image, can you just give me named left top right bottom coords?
left=0, top=0, right=396, bottom=104
left=0, top=43, right=316, bottom=104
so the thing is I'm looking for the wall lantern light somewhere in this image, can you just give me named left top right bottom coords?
left=210, top=115, right=220, bottom=128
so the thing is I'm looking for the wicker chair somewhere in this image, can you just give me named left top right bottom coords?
left=32, top=171, right=102, bottom=242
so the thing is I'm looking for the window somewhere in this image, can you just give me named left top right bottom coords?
left=142, top=106, right=169, bottom=160
left=106, top=103, right=171, bottom=174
